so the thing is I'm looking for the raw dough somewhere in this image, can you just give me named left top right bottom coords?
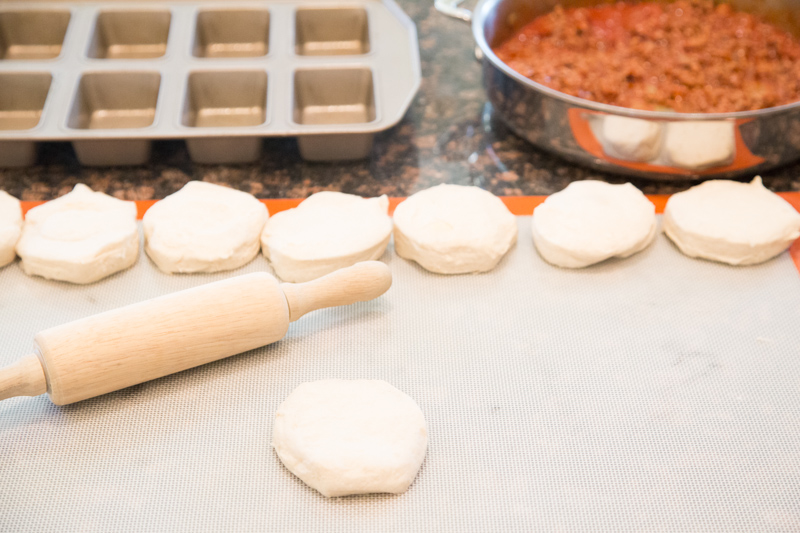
left=664, top=121, right=735, bottom=170
left=601, top=115, right=663, bottom=162
left=16, top=184, right=139, bottom=284
left=393, top=184, right=517, bottom=274
left=143, top=181, right=268, bottom=273
left=273, top=379, right=428, bottom=498
left=663, top=177, right=800, bottom=265
left=0, top=190, right=22, bottom=267
left=532, top=180, right=657, bottom=268
left=260, top=192, right=392, bottom=282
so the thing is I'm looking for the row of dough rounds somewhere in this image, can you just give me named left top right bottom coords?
left=0, top=182, right=388, bottom=284
left=533, top=177, right=799, bottom=267
left=1, top=178, right=799, bottom=283
left=2, top=179, right=800, bottom=281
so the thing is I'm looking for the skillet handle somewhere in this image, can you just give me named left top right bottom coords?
left=435, top=0, right=472, bottom=22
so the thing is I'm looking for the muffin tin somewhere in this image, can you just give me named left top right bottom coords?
left=0, top=1, right=420, bottom=166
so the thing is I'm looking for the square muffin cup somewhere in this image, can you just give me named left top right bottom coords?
left=293, top=67, right=376, bottom=160
left=68, top=71, right=162, bottom=166
left=182, top=70, right=268, bottom=164
left=194, top=9, right=270, bottom=58
left=295, top=7, right=370, bottom=56
left=0, top=72, right=52, bottom=166
left=88, top=10, right=172, bottom=59
left=0, top=10, right=71, bottom=60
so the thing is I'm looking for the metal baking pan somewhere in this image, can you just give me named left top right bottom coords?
left=436, top=0, right=800, bottom=180
left=0, top=0, right=420, bottom=166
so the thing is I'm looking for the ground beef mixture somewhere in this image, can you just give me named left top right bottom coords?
left=493, top=0, right=800, bottom=113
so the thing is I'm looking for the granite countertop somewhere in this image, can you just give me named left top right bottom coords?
left=1, top=0, right=799, bottom=202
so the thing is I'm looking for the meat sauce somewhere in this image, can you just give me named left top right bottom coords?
left=493, top=0, right=800, bottom=113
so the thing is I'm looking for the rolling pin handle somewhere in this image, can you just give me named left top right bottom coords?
left=280, top=261, right=392, bottom=322
left=0, top=354, right=47, bottom=402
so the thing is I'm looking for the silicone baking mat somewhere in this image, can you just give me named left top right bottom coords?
left=1, top=216, right=799, bottom=532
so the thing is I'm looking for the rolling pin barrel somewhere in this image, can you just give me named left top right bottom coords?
left=0, top=261, right=392, bottom=405
left=36, top=272, right=290, bottom=405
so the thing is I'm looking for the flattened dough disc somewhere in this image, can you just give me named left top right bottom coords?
left=532, top=180, right=657, bottom=268
left=273, top=379, right=428, bottom=498
left=393, top=184, right=517, bottom=274
left=260, top=192, right=392, bottom=283
left=143, top=181, right=268, bottom=274
left=664, top=177, right=800, bottom=265
left=16, top=184, right=139, bottom=284
left=0, top=190, right=22, bottom=268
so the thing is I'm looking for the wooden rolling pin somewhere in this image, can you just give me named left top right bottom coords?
left=0, top=261, right=391, bottom=405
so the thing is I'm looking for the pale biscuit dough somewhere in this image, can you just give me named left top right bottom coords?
left=260, top=191, right=392, bottom=283
left=532, top=181, right=657, bottom=268
left=16, top=184, right=139, bottom=284
left=273, top=379, right=428, bottom=498
left=663, top=177, right=800, bottom=265
left=393, top=184, right=517, bottom=274
left=0, top=190, right=22, bottom=268
left=601, top=115, right=663, bottom=162
left=143, top=181, right=268, bottom=274
left=664, top=121, right=735, bottom=170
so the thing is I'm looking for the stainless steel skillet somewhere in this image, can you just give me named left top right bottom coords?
left=437, top=0, right=800, bottom=180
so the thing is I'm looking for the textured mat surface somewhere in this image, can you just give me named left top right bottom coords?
left=1, top=219, right=799, bottom=532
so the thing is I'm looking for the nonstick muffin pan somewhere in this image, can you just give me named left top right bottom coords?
left=0, top=1, right=420, bottom=166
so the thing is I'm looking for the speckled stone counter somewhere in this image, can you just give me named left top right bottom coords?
left=1, top=0, right=799, bottom=202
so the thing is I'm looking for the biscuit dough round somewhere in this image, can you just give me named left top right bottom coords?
left=260, top=192, right=392, bottom=282
left=393, top=184, right=517, bottom=274
left=273, top=379, right=428, bottom=498
left=663, top=177, right=800, bottom=265
left=143, top=181, right=268, bottom=273
left=16, top=184, right=139, bottom=284
left=532, top=181, right=657, bottom=268
left=0, top=190, right=22, bottom=268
